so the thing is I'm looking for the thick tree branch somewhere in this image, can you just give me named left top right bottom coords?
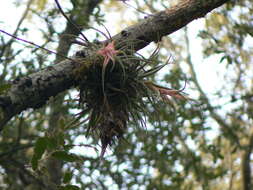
left=0, top=0, right=230, bottom=130
left=113, top=0, right=230, bottom=50
left=0, top=59, right=79, bottom=129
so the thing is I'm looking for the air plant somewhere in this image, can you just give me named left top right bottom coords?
left=75, top=37, right=190, bottom=157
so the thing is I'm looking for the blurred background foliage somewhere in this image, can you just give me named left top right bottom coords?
left=0, top=0, right=253, bottom=189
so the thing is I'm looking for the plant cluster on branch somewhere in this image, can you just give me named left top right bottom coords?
left=74, top=39, right=189, bottom=156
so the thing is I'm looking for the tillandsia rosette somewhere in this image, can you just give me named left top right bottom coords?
left=75, top=40, right=190, bottom=157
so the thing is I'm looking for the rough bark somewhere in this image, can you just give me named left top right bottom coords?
left=0, top=0, right=230, bottom=130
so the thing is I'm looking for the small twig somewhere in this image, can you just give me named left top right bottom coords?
left=89, top=26, right=111, bottom=41
left=0, top=0, right=33, bottom=80
left=120, top=0, right=153, bottom=16
left=54, top=0, right=89, bottom=44
left=0, top=144, right=33, bottom=159
left=100, top=23, right=112, bottom=40
left=65, top=143, right=98, bottom=152
left=0, top=29, right=76, bottom=62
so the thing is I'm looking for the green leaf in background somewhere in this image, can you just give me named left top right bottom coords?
left=46, top=136, right=58, bottom=150
left=56, top=132, right=65, bottom=147
left=0, top=84, right=11, bottom=94
left=63, top=171, right=73, bottom=184
left=58, top=185, right=80, bottom=190
left=31, top=137, right=48, bottom=170
left=51, top=151, right=80, bottom=162
left=46, top=132, right=65, bottom=150
left=31, top=156, right=39, bottom=171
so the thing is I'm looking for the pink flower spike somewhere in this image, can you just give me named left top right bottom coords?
left=97, top=41, right=119, bottom=94
left=158, top=88, right=186, bottom=100
left=97, top=41, right=118, bottom=63
left=145, top=81, right=188, bottom=101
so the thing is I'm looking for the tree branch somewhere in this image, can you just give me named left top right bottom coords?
left=0, top=0, right=230, bottom=130
left=183, top=27, right=241, bottom=148
left=241, top=132, right=253, bottom=190
left=113, top=0, right=230, bottom=50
